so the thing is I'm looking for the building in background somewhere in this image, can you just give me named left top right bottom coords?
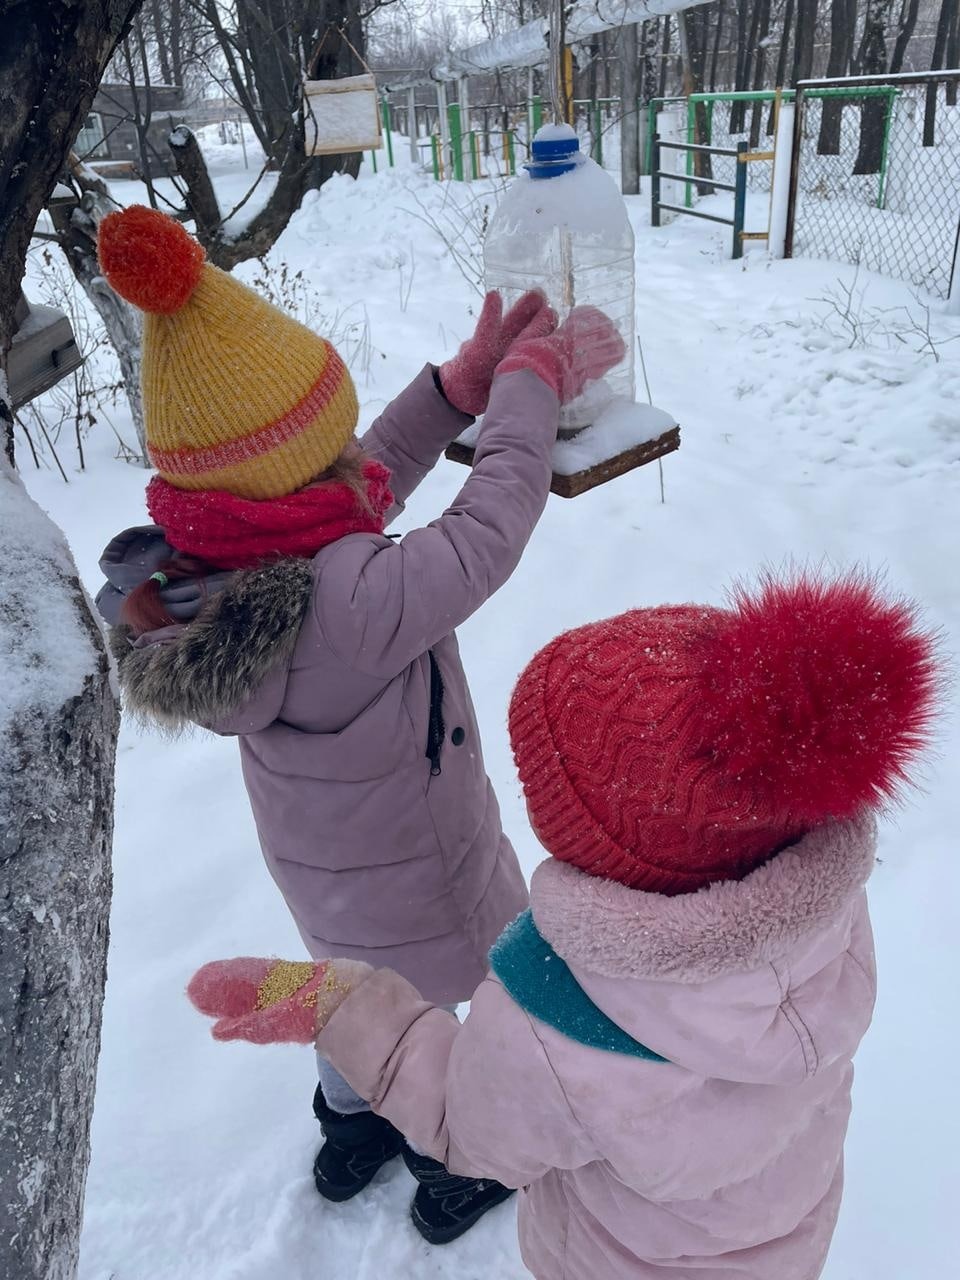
left=77, top=83, right=186, bottom=179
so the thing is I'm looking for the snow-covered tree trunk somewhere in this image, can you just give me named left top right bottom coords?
left=0, top=454, right=119, bottom=1280
left=0, top=4, right=143, bottom=1276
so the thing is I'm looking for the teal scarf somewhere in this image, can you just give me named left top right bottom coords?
left=489, top=910, right=668, bottom=1062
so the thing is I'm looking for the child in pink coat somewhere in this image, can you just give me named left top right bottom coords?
left=190, top=572, right=938, bottom=1278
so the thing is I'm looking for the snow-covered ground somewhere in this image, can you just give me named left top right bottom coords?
left=21, top=139, right=960, bottom=1279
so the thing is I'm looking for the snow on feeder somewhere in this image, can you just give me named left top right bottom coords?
left=304, top=73, right=381, bottom=156
left=446, top=124, right=679, bottom=498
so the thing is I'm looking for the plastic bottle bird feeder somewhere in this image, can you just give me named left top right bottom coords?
left=445, top=124, right=680, bottom=498
left=7, top=291, right=83, bottom=411
left=303, top=73, right=382, bottom=156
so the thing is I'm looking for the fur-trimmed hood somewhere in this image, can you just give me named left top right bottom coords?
left=529, top=818, right=878, bottom=1083
left=531, top=817, right=876, bottom=984
left=109, top=557, right=313, bottom=732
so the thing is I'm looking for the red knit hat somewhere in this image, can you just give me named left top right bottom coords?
left=509, top=573, right=938, bottom=894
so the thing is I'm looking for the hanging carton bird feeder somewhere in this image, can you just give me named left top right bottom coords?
left=445, top=125, right=679, bottom=498
left=7, top=290, right=83, bottom=411
left=303, top=73, right=382, bottom=156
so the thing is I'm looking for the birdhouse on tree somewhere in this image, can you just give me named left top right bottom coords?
left=7, top=290, right=83, bottom=411
left=446, top=125, right=679, bottom=498
left=303, top=73, right=382, bottom=156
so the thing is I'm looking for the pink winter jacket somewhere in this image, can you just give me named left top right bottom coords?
left=317, top=817, right=878, bottom=1280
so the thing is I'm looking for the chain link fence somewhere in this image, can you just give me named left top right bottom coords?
left=787, top=73, right=960, bottom=300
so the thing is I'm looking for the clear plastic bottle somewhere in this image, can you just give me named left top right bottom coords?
left=483, top=123, right=635, bottom=433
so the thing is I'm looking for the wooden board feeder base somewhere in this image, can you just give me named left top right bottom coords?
left=445, top=425, right=680, bottom=499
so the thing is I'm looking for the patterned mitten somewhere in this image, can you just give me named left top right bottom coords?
left=439, top=289, right=557, bottom=415
left=187, top=956, right=373, bottom=1043
left=495, top=305, right=627, bottom=404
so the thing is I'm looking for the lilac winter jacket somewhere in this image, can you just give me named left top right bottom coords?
left=98, top=366, right=558, bottom=1003
left=317, top=817, right=878, bottom=1280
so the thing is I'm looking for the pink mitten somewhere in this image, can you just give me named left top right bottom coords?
left=187, top=956, right=373, bottom=1044
left=439, top=289, right=557, bottom=415
left=495, top=305, right=627, bottom=404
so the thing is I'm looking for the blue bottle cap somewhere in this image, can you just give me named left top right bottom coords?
left=525, top=125, right=581, bottom=180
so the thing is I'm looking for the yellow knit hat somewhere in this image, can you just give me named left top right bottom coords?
left=97, top=206, right=358, bottom=500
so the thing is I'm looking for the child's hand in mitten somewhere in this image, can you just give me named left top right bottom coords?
left=495, top=305, right=627, bottom=404
left=187, top=957, right=373, bottom=1044
left=439, top=289, right=557, bottom=415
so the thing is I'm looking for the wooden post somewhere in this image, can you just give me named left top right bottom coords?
left=459, top=77, right=471, bottom=177
left=436, top=80, right=451, bottom=179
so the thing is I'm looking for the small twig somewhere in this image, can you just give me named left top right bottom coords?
left=637, top=334, right=665, bottom=505
left=13, top=415, right=41, bottom=469
left=29, top=406, right=69, bottom=483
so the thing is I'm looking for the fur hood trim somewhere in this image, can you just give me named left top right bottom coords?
left=530, top=816, right=876, bottom=984
left=109, top=558, right=313, bottom=731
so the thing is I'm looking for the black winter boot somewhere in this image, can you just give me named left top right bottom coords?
left=402, top=1145, right=515, bottom=1245
left=312, top=1083, right=404, bottom=1202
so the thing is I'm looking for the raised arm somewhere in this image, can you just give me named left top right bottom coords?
left=359, top=365, right=473, bottom=515
left=319, top=367, right=559, bottom=678
left=358, top=291, right=554, bottom=515
left=319, top=305, right=625, bottom=680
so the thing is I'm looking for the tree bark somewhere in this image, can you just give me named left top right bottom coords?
left=0, top=489, right=119, bottom=1280
left=619, top=21, right=640, bottom=195
left=730, top=0, right=752, bottom=131
left=0, top=0, right=140, bottom=456
left=792, top=0, right=820, bottom=85
left=924, top=0, right=958, bottom=143
left=749, top=0, right=773, bottom=146
left=0, top=6, right=135, bottom=1277
left=639, top=19, right=659, bottom=103
left=817, top=0, right=857, bottom=153
left=171, top=123, right=316, bottom=268
left=47, top=157, right=147, bottom=462
left=853, top=0, right=896, bottom=171
left=658, top=17, right=672, bottom=99
left=708, top=0, right=726, bottom=94
left=890, top=0, right=921, bottom=74
left=946, top=0, right=960, bottom=104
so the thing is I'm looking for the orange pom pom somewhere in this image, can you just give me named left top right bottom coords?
left=98, top=206, right=205, bottom=314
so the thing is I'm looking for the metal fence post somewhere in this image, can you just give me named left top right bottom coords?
left=592, top=100, right=603, bottom=165
left=783, top=85, right=804, bottom=260
left=876, top=89, right=897, bottom=209
left=430, top=133, right=441, bottom=181
left=448, top=102, right=463, bottom=181
left=646, top=99, right=660, bottom=175
left=407, top=88, right=419, bottom=165
left=651, top=133, right=661, bottom=228
left=948, top=211, right=960, bottom=315
left=381, top=97, right=394, bottom=167
left=531, top=94, right=543, bottom=136
left=732, top=141, right=748, bottom=258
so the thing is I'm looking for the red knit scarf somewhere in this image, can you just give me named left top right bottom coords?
left=146, top=461, right=395, bottom=570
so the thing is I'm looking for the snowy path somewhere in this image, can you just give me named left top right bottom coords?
left=22, top=160, right=960, bottom=1279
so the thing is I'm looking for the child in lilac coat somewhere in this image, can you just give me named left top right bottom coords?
left=93, top=205, right=625, bottom=1242
left=192, top=573, right=938, bottom=1278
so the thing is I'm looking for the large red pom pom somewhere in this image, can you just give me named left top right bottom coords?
left=700, top=572, right=939, bottom=823
left=98, top=206, right=205, bottom=314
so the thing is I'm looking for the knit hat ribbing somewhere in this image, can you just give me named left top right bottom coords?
left=509, top=575, right=938, bottom=895
left=98, top=207, right=358, bottom=501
